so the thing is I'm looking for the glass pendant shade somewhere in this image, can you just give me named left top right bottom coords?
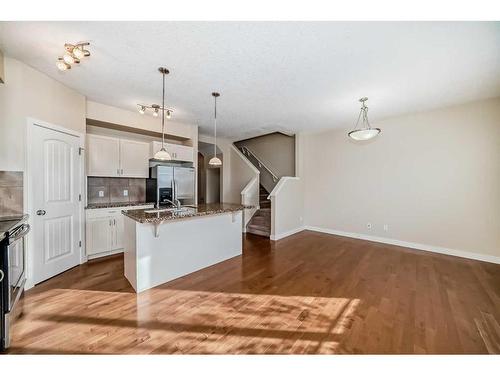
left=348, top=97, right=381, bottom=141
left=154, top=147, right=171, bottom=161
left=348, top=128, right=381, bottom=141
left=63, top=53, right=75, bottom=65
left=73, top=46, right=85, bottom=59
left=209, top=156, right=222, bottom=166
left=56, top=58, right=70, bottom=71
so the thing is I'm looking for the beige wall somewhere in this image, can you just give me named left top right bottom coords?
left=301, top=97, right=500, bottom=259
left=235, top=132, right=295, bottom=192
left=0, top=57, right=86, bottom=171
left=269, top=177, right=304, bottom=240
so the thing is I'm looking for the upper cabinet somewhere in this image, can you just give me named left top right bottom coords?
left=87, top=134, right=150, bottom=178
left=119, top=139, right=150, bottom=177
left=151, top=141, right=194, bottom=162
left=87, top=134, right=120, bottom=177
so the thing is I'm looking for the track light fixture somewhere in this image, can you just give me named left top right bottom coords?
left=56, top=42, right=90, bottom=71
left=136, top=103, right=174, bottom=118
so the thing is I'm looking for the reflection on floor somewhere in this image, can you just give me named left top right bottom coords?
left=9, top=231, right=500, bottom=354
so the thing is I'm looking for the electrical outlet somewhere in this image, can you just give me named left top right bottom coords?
left=98, top=190, right=104, bottom=198
left=367, top=223, right=372, bottom=230
left=383, top=224, right=389, bottom=231
left=123, top=189, right=128, bottom=197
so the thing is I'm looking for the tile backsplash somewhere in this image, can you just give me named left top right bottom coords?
left=0, top=171, right=23, bottom=216
left=87, top=177, right=146, bottom=205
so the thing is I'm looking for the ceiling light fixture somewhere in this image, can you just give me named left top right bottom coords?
left=56, top=57, right=71, bottom=71
left=153, top=67, right=172, bottom=161
left=209, top=92, right=222, bottom=166
left=136, top=104, right=173, bottom=118
left=348, top=97, right=381, bottom=141
left=56, top=42, right=90, bottom=72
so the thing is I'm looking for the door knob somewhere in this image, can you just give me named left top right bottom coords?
left=36, top=210, right=46, bottom=216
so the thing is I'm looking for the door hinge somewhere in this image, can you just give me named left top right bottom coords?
left=79, top=194, right=82, bottom=201
left=79, top=240, right=82, bottom=247
left=79, top=147, right=84, bottom=155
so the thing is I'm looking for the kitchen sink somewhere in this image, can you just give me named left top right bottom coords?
left=144, top=207, right=195, bottom=214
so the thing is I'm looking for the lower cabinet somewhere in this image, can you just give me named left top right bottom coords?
left=85, top=205, right=153, bottom=258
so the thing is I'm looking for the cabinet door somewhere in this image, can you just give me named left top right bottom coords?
left=172, top=144, right=194, bottom=162
left=111, top=214, right=124, bottom=251
left=119, top=139, right=150, bottom=178
left=86, top=217, right=112, bottom=255
left=87, top=134, right=120, bottom=177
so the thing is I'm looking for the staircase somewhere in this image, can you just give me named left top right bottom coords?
left=246, top=185, right=271, bottom=237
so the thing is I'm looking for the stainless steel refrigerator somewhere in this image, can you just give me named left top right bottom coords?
left=146, top=165, right=195, bottom=207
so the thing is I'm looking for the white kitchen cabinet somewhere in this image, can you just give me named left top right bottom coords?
left=151, top=141, right=194, bottom=162
left=119, top=139, right=150, bottom=177
left=86, top=216, right=112, bottom=256
left=85, top=204, right=153, bottom=259
left=87, top=134, right=150, bottom=178
left=87, top=134, right=121, bottom=177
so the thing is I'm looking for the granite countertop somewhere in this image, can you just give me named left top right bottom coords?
left=85, top=201, right=155, bottom=210
left=122, top=203, right=251, bottom=224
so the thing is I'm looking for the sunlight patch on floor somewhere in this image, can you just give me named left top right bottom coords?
left=12, top=288, right=361, bottom=354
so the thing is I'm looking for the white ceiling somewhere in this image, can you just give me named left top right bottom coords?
left=1, top=22, right=499, bottom=140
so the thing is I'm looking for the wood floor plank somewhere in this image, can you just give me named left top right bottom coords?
left=6, top=231, right=500, bottom=354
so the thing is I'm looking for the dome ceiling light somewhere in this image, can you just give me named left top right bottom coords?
left=56, top=42, right=90, bottom=71
left=348, top=97, right=381, bottom=141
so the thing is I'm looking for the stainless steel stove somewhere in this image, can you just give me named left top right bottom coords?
left=0, top=214, right=29, bottom=351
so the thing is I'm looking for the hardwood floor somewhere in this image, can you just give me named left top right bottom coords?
left=7, top=231, right=500, bottom=354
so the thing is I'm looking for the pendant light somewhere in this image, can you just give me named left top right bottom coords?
left=209, top=92, right=222, bottom=166
left=153, top=67, right=172, bottom=161
left=348, top=97, right=381, bottom=141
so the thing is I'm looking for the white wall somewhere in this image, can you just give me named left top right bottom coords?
left=269, top=177, right=304, bottom=240
left=0, top=57, right=86, bottom=171
left=301, top=97, right=500, bottom=260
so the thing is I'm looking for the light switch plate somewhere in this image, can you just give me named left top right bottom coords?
left=123, top=189, right=128, bottom=197
left=98, top=190, right=104, bottom=197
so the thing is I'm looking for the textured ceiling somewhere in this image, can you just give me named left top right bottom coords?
left=1, top=22, right=499, bottom=140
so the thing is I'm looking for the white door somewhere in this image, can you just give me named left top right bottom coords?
left=119, top=139, right=150, bottom=177
left=87, top=134, right=120, bottom=177
left=31, top=124, right=82, bottom=284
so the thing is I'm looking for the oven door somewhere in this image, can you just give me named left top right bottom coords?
left=7, top=224, right=29, bottom=312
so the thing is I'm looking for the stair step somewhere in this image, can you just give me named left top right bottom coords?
left=246, top=226, right=270, bottom=237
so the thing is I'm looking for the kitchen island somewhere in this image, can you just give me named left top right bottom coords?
left=122, top=203, right=246, bottom=293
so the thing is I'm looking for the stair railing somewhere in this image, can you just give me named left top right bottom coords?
left=240, top=146, right=279, bottom=183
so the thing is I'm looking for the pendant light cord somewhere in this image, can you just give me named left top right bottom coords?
left=214, top=95, right=217, bottom=157
left=354, top=100, right=371, bottom=130
left=161, top=72, right=165, bottom=149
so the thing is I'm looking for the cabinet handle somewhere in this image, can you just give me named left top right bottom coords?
left=109, top=219, right=112, bottom=226
left=117, top=168, right=120, bottom=175
left=121, top=169, right=124, bottom=175
left=113, top=219, right=116, bottom=226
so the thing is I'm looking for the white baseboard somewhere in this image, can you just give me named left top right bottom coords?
left=304, top=226, right=500, bottom=265
left=271, top=226, right=305, bottom=241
